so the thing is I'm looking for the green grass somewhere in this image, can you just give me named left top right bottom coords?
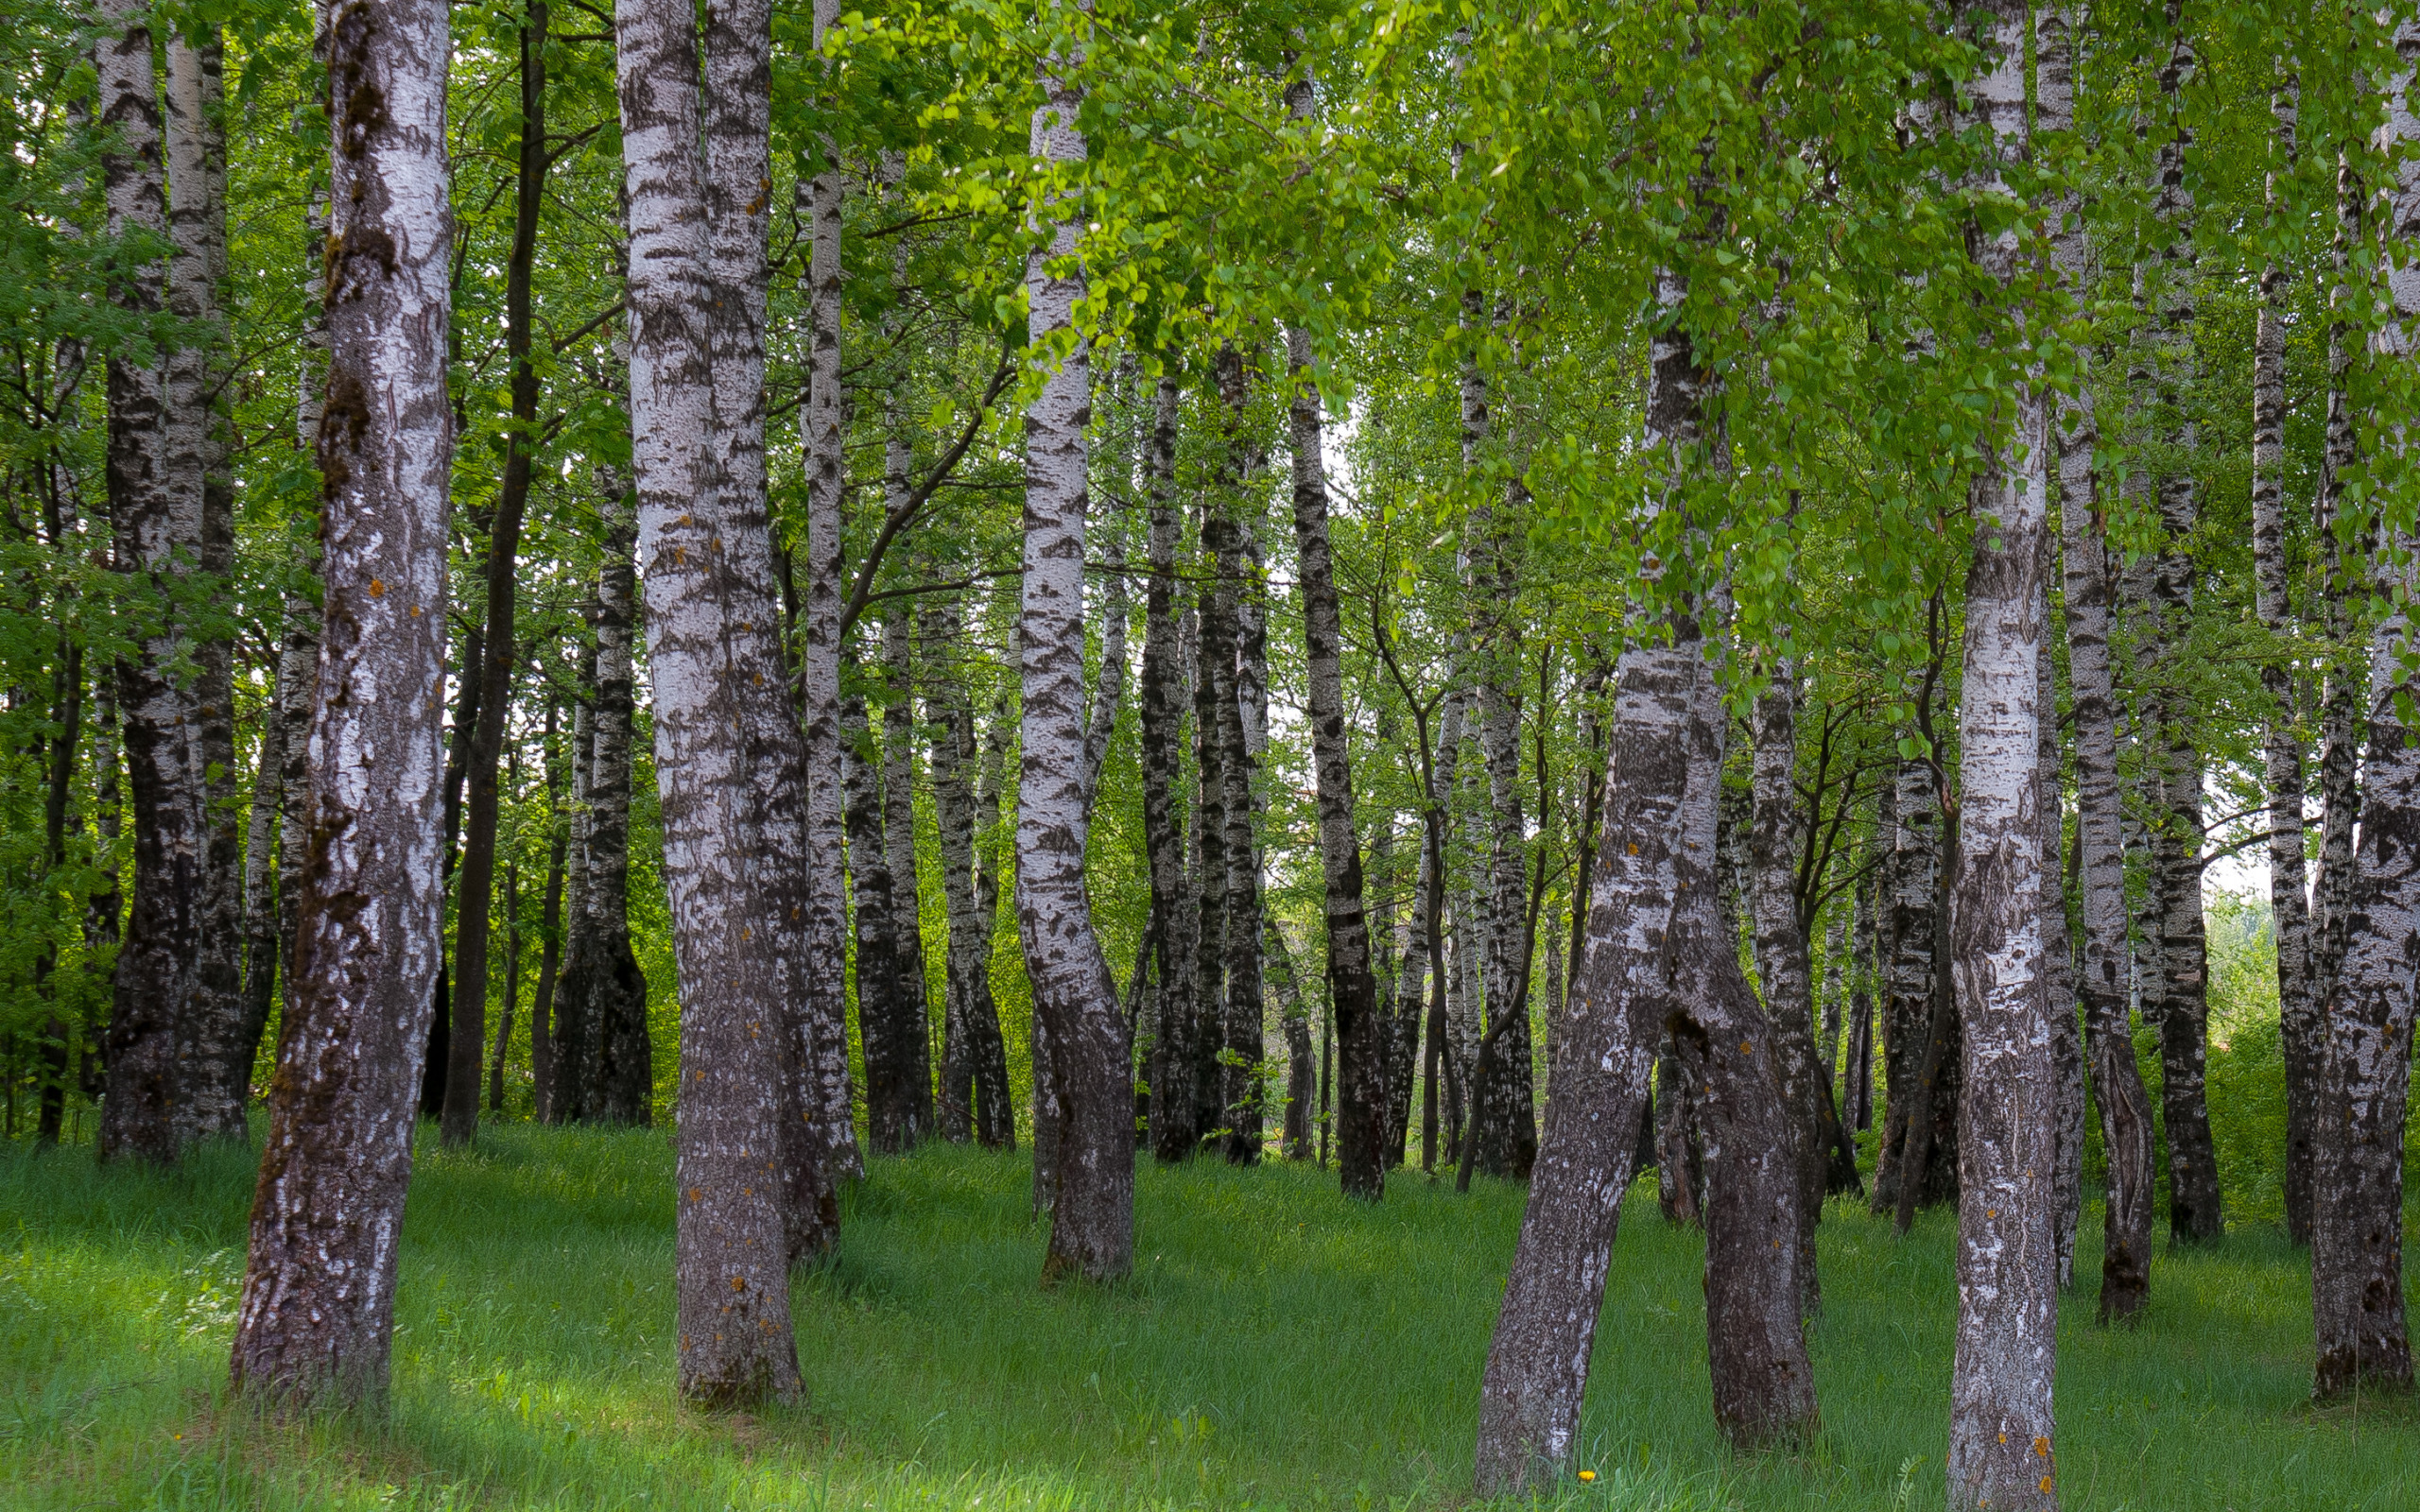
left=2, top=1127, right=2414, bottom=1511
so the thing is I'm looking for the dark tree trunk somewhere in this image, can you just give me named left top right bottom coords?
left=228, top=0, right=455, bottom=1402
left=1190, top=497, right=1233, bottom=1151
left=528, top=702, right=566, bottom=1123
left=926, top=593, right=985, bottom=1143
left=882, top=610, right=935, bottom=1142
left=844, top=677, right=916, bottom=1153
left=1268, top=919, right=1316, bottom=1160
left=1286, top=317, right=1384, bottom=1195
left=971, top=700, right=1016, bottom=1148
left=442, top=0, right=551, bottom=1150
left=489, top=857, right=519, bottom=1112
left=235, top=648, right=285, bottom=1106
left=1140, top=372, right=1198, bottom=1162
left=1656, top=1036, right=1705, bottom=1225
left=425, top=615, right=484, bottom=1121
left=1211, top=346, right=1265, bottom=1164
left=1871, top=759, right=1942, bottom=1213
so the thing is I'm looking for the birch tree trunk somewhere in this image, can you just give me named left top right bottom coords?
left=796, top=0, right=859, bottom=1193
left=2042, top=620, right=2085, bottom=1294
left=971, top=700, right=1016, bottom=1147
left=237, top=659, right=286, bottom=1094
left=1944, top=15, right=2060, bottom=1503
left=610, top=0, right=812, bottom=1400
left=93, top=0, right=196, bottom=1165
left=528, top=701, right=564, bottom=1123
left=572, top=469, right=649, bottom=1125
left=1190, top=496, right=1234, bottom=1149
left=2256, top=77, right=2320, bottom=1246
left=844, top=675, right=914, bottom=1153
left=1476, top=266, right=1812, bottom=1487
left=2310, top=26, right=2420, bottom=1399
left=164, top=26, right=250, bottom=1144
left=228, top=0, right=453, bottom=1401
left=551, top=680, right=596, bottom=1117
left=1019, top=42, right=1132, bottom=1280
left=1142, top=371, right=1199, bottom=1163
left=1286, top=314, right=1384, bottom=1195
left=1871, top=758, right=1940, bottom=1212
left=1748, top=661, right=1824, bottom=1314
left=1211, top=345, right=1265, bottom=1164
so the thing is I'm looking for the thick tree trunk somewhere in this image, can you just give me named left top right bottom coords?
left=1287, top=318, right=1384, bottom=1196
left=94, top=0, right=196, bottom=1166
left=612, top=0, right=813, bottom=1401
left=882, top=611, right=935, bottom=1141
left=2258, top=76, right=2319, bottom=1246
left=227, top=0, right=453, bottom=1402
left=1020, top=60, right=1132, bottom=1281
left=1141, top=372, right=1199, bottom=1162
left=1748, top=662, right=1824, bottom=1314
left=796, top=0, right=859, bottom=1198
left=2310, top=29, right=2419, bottom=1400
left=442, top=0, right=551, bottom=1150
left=2308, top=143, right=2365, bottom=1028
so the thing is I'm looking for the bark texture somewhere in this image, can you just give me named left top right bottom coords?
left=612, top=0, right=811, bottom=1402
left=1141, top=372, right=1198, bottom=1162
left=1748, top=662, right=1825, bottom=1315
left=1019, top=58, right=1132, bottom=1281
left=228, top=0, right=454, bottom=1402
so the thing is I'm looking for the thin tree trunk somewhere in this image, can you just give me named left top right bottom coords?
left=1019, top=53, right=1131, bottom=1281
left=527, top=704, right=566, bottom=1123
left=845, top=673, right=915, bottom=1153
left=442, top=0, right=551, bottom=1150
left=237, top=655, right=286, bottom=1100
left=612, top=0, right=812, bottom=1400
left=1142, top=371, right=1199, bottom=1162
left=228, top=0, right=453, bottom=1401
left=2257, top=77, right=2318, bottom=1246
left=1190, top=495, right=1233, bottom=1149
left=94, top=0, right=194, bottom=1166
left=490, top=857, right=520, bottom=1112
left=927, top=595, right=983, bottom=1143
left=971, top=700, right=1015, bottom=1148
left=1848, top=858, right=1876, bottom=1131
left=796, top=0, right=859, bottom=1199
left=551, top=676, right=595, bottom=1118
left=573, top=468, right=649, bottom=1124
left=1286, top=314, right=1383, bottom=1195
left=1268, top=919, right=1316, bottom=1160
left=1871, top=758, right=1939, bottom=1212
left=2043, top=621, right=2085, bottom=1294
left=1749, top=662, right=1824, bottom=1314
left=426, top=614, right=484, bottom=1120
left=1209, top=346, right=1265, bottom=1164
left=882, top=610, right=934, bottom=1143
left=2308, top=141, right=2364, bottom=1027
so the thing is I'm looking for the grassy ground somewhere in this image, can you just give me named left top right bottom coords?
left=2, top=1127, right=2413, bottom=1511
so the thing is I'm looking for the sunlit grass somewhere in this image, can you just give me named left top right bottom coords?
left=1, top=1125, right=2412, bottom=1509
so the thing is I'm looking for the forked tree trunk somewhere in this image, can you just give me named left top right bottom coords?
left=94, top=0, right=195, bottom=1166
left=1286, top=313, right=1384, bottom=1197
left=1020, top=53, right=1132, bottom=1281
left=228, top=0, right=453, bottom=1402
left=1477, top=268, right=1811, bottom=1489
left=610, top=0, right=811, bottom=1402
left=1142, top=371, right=1199, bottom=1163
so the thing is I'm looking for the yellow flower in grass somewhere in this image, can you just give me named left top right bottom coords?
left=1577, top=1470, right=1596, bottom=1483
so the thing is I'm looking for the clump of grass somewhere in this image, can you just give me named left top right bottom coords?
left=1, top=1127, right=2413, bottom=1510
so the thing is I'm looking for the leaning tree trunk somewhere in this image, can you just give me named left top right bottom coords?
left=2257, top=78, right=2319, bottom=1246
left=1476, top=267, right=1812, bottom=1490
left=2310, top=25, right=2419, bottom=1399
left=1748, top=661, right=1825, bottom=1316
left=442, top=0, right=552, bottom=1150
left=227, top=0, right=453, bottom=1403
left=610, top=0, right=813, bottom=1402
left=1286, top=313, right=1384, bottom=1197
left=2046, top=10, right=2155, bottom=1321
left=1944, top=18, right=2061, bottom=1506
left=164, top=26, right=250, bottom=1144
left=93, top=0, right=198, bottom=1166
left=564, top=468, right=650, bottom=1125
left=795, top=0, right=859, bottom=1200
left=1141, top=371, right=1199, bottom=1163
left=1019, top=53, right=1132, bottom=1282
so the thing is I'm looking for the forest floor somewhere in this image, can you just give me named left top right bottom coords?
left=2, top=1126, right=2414, bottom=1511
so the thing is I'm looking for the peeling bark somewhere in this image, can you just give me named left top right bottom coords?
left=229, top=0, right=455, bottom=1403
